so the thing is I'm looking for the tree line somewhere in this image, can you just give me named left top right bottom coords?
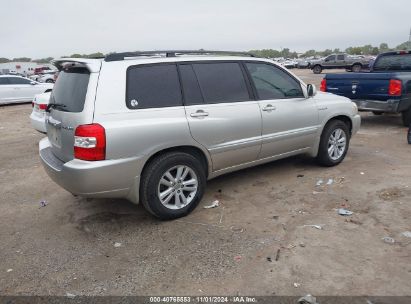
left=1, top=41, right=410, bottom=64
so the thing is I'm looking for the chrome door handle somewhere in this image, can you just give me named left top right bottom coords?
left=262, top=104, right=276, bottom=112
left=190, top=110, right=209, bottom=118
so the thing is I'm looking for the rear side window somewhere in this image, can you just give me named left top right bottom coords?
left=373, top=54, right=411, bottom=71
left=0, top=78, right=9, bottom=85
left=126, top=64, right=182, bottom=109
left=192, top=62, right=250, bottom=104
left=9, top=77, right=31, bottom=84
left=337, top=55, right=345, bottom=60
left=246, top=63, right=304, bottom=99
left=50, top=68, right=90, bottom=113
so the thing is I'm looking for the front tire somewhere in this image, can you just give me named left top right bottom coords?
left=402, top=108, right=411, bottom=127
left=140, top=152, right=206, bottom=220
left=316, top=120, right=350, bottom=167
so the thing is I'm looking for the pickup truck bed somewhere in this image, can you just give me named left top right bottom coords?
left=322, top=51, right=411, bottom=126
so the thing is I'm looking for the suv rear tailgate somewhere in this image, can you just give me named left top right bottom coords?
left=326, top=72, right=395, bottom=101
left=46, top=59, right=101, bottom=162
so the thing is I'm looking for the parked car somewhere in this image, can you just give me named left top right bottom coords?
left=0, top=75, right=53, bottom=105
left=30, top=92, right=51, bottom=132
left=321, top=50, right=411, bottom=126
left=40, top=51, right=360, bottom=220
left=38, top=71, right=58, bottom=83
left=310, top=53, right=370, bottom=74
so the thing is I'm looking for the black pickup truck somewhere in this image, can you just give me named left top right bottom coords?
left=321, top=50, right=411, bottom=126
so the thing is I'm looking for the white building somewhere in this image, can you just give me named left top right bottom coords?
left=0, top=62, right=54, bottom=76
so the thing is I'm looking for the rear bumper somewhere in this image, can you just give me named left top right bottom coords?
left=39, top=138, right=143, bottom=204
left=30, top=111, right=46, bottom=133
left=353, top=99, right=400, bottom=113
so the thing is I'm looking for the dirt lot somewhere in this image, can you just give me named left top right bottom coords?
left=0, top=69, right=410, bottom=297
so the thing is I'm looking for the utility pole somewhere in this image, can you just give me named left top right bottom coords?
left=409, top=27, right=411, bottom=49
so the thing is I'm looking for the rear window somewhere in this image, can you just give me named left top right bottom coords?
left=50, top=68, right=90, bottom=112
left=192, top=62, right=250, bottom=104
left=373, top=54, right=411, bottom=71
left=126, top=64, right=182, bottom=109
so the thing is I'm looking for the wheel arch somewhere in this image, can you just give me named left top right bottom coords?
left=311, top=114, right=353, bottom=158
left=141, top=145, right=211, bottom=179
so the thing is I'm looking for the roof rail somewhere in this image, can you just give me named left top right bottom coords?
left=104, top=50, right=255, bottom=62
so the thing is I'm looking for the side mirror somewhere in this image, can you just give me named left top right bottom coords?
left=307, top=84, right=317, bottom=97
left=30, top=81, right=37, bottom=85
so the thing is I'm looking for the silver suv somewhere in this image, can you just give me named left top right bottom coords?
left=40, top=51, right=361, bottom=219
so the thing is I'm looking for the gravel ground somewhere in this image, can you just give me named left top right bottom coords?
left=0, top=69, right=410, bottom=296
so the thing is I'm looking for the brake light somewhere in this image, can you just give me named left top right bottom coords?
left=388, top=79, right=402, bottom=96
left=38, top=104, right=47, bottom=111
left=74, top=124, right=106, bottom=161
left=320, top=78, right=327, bottom=92
left=32, top=102, right=34, bottom=108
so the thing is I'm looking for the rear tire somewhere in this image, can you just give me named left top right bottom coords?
left=316, top=120, right=350, bottom=167
left=313, top=65, right=322, bottom=74
left=402, top=108, right=411, bottom=127
left=351, top=64, right=362, bottom=73
left=140, top=152, right=206, bottom=220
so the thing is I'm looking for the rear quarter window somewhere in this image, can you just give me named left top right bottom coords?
left=126, top=64, right=182, bottom=109
left=50, top=68, right=90, bottom=112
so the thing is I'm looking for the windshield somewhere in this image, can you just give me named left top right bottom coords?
left=373, top=54, right=411, bottom=71
left=49, top=67, right=90, bottom=112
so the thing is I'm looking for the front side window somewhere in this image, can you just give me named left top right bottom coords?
left=8, top=77, right=31, bottom=85
left=126, top=64, right=182, bottom=109
left=246, top=63, right=304, bottom=100
left=191, top=62, right=250, bottom=104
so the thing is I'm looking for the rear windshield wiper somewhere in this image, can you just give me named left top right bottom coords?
left=46, top=103, right=67, bottom=112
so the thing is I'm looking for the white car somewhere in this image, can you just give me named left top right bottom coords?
left=0, top=75, right=53, bottom=105
left=38, top=71, right=58, bottom=83
left=30, top=92, right=51, bottom=133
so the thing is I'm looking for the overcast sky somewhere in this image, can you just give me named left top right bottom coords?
left=1, top=0, right=410, bottom=58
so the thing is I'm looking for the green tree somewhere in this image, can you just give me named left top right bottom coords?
left=33, top=57, right=54, bottom=63
left=12, top=57, right=31, bottom=62
left=379, top=43, right=389, bottom=52
left=0, top=57, right=10, bottom=63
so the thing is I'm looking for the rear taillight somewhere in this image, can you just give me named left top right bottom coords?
left=74, top=124, right=106, bottom=161
left=32, top=102, right=34, bottom=108
left=388, top=79, right=402, bottom=96
left=38, top=104, right=47, bottom=111
left=320, top=78, right=327, bottom=92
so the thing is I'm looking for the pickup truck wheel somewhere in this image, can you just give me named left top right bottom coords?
left=140, top=152, right=206, bottom=220
left=351, top=64, right=362, bottom=73
left=402, top=108, right=411, bottom=126
left=313, top=65, right=322, bottom=74
left=316, top=120, right=350, bottom=167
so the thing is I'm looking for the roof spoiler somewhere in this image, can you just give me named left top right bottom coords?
left=51, top=58, right=101, bottom=73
